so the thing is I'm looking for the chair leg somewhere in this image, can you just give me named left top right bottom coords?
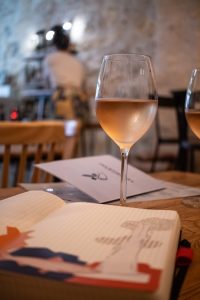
left=190, top=149, right=195, bottom=172
left=150, top=142, right=159, bottom=172
left=175, top=145, right=189, bottom=171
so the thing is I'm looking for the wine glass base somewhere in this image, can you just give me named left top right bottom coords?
left=182, top=196, right=200, bottom=208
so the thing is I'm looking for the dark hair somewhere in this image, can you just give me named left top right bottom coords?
left=51, top=25, right=70, bottom=50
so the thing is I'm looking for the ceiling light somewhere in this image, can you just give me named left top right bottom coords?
left=46, top=30, right=55, bottom=41
left=63, top=21, right=72, bottom=31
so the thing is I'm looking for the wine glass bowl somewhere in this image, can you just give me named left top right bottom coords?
left=96, top=98, right=157, bottom=150
left=95, top=54, right=158, bottom=205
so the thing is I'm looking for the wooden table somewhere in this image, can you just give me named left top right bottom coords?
left=0, top=171, right=200, bottom=300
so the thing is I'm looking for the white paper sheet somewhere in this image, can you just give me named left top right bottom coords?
left=36, top=155, right=164, bottom=203
left=20, top=180, right=200, bottom=205
left=122, top=180, right=200, bottom=204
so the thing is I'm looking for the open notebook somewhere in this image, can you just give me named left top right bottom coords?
left=0, top=191, right=181, bottom=300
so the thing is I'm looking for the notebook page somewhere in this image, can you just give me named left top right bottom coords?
left=29, top=202, right=180, bottom=263
left=0, top=191, right=65, bottom=234
left=26, top=203, right=180, bottom=288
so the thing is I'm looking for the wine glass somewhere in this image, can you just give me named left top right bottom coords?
left=95, top=53, right=158, bottom=205
left=183, top=68, right=200, bottom=208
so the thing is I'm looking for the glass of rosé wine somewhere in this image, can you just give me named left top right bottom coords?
left=183, top=68, right=200, bottom=208
left=95, top=53, right=158, bottom=205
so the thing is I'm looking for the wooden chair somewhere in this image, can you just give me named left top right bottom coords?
left=133, top=96, right=179, bottom=172
left=149, top=96, right=179, bottom=172
left=151, top=92, right=200, bottom=172
left=0, top=119, right=81, bottom=187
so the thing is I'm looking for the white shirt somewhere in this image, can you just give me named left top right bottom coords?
left=43, top=51, right=85, bottom=89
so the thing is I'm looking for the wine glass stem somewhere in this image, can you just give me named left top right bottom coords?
left=120, top=149, right=129, bottom=206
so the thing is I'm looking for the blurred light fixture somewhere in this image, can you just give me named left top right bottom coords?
left=63, top=21, right=72, bottom=31
left=30, top=34, right=40, bottom=48
left=25, top=32, right=40, bottom=53
left=45, top=30, right=55, bottom=41
left=70, top=16, right=85, bottom=43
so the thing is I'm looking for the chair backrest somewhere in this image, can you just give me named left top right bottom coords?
left=156, top=94, right=189, bottom=144
left=0, top=120, right=81, bottom=187
left=156, top=96, right=179, bottom=144
left=154, top=91, right=199, bottom=171
left=172, top=91, right=188, bottom=142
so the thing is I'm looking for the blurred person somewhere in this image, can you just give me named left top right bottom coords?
left=43, top=25, right=89, bottom=120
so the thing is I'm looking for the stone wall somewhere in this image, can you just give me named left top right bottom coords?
left=0, top=0, right=200, bottom=96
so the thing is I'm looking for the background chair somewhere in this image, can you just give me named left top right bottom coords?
left=151, top=91, right=200, bottom=172
left=150, top=96, right=179, bottom=172
left=133, top=96, right=179, bottom=172
left=0, top=119, right=81, bottom=187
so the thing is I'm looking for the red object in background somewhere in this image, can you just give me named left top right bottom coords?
left=9, top=108, right=19, bottom=121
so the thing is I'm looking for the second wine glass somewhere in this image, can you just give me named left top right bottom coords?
left=95, top=53, right=158, bottom=205
left=183, top=68, right=200, bottom=208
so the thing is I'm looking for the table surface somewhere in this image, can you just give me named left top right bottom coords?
left=0, top=170, right=200, bottom=300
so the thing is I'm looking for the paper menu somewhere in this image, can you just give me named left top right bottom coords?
left=126, top=180, right=200, bottom=203
left=36, top=155, right=164, bottom=203
left=20, top=179, right=200, bottom=205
